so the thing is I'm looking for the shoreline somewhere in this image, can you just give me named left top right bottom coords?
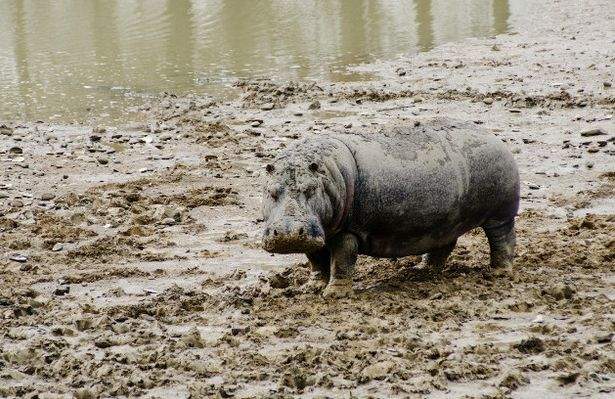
left=1, top=0, right=613, bottom=397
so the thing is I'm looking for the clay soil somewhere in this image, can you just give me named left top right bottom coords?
left=1, top=1, right=614, bottom=398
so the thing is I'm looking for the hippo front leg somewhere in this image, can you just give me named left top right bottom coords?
left=322, top=233, right=358, bottom=298
left=306, top=248, right=330, bottom=292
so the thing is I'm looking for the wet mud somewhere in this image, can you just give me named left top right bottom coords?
left=1, top=0, right=614, bottom=397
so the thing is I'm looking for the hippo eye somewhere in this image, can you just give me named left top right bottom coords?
left=304, top=185, right=316, bottom=199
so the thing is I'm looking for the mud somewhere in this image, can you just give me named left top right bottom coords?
left=1, top=0, right=614, bottom=398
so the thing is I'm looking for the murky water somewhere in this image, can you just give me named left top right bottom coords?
left=0, top=0, right=522, bottom=122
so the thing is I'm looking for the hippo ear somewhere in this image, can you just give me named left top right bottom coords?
left=265, top=164, right=275, bottom=174
left=308, top=162, right=320, bottom=173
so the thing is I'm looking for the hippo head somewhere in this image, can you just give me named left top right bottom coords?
left=262, top=157, right=335, bottom=254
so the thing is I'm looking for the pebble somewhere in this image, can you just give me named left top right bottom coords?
left=52, top=243, right=64, bottom=252
left=96, top=156, right=109, bottom=165
left=10, top=199, right=24, bottom=207
left=483, top=97, right=494, bottom=105
left=308, top=101, right=321, bottom=110
left=580, top=128, right=607, bottom=137
left=8, top=146, right=23, bottom=155
left=250, top=120, right=263, bottom=127
left=54, top=285, right=70, bottom=296
left=293, top=111, right=304, bottom=117
left=260, top=102, right=275, bottom=111
left=40, top=193, right=55, bottom=201
left=9, top=254, right=28, bottom=263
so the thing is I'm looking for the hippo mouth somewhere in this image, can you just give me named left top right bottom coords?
left=262, top=233, right=325, bottom=254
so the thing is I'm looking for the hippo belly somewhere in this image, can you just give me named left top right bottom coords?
left=336, top=122, right=519, bottom=257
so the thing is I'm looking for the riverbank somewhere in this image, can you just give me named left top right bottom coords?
left=1, top=0, right=614, bottom=398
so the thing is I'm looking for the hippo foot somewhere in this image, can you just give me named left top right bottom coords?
left=489, top=260, right=513, bottom=277
left=304, top=272, right=328, bottom=292
left=322, top=279, right=353, bottom=298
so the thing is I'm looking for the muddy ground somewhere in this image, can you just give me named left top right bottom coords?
left=1, top=1, right=614, bottom=398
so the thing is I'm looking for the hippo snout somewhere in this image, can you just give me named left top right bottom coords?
left=263, top=218, right=325, bottom=254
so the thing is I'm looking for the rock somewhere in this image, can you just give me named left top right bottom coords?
left=92, top=126, right=106, bottom=134
left=89, top=134, right=102, bottom=142
left=260, top=102, right=275, bottom=111
left=8, top=146, right=23, bottom=155
left=483, top=97, right=494, bottom=105
left=395, top=68, right=406, bottom=76
left=250, top=119, right=263, bottom=127
left=52, top=243, right=63, bottom=252
left=308, top=101, right=321, bottom=110
left=580, top=128, right=607, bottom=137
left=10, top=199, right=24, bottom=207
left=594, top=332, right=613, bottom=344
left=293, top=111, right=304, bottom=117
left=53, top=285, right=70, bottom=296
left=0, top=125, right=13, bottom=136
left=9, top=254, right=28, bottom=263
left=160, top=217, right=176, bottom=226
left=96, top=156, right=109, bottom=165
left=40, top=193, right=56, bottom=201
left=604, top=82, right=612, bottom=88
left=361, top=361, right=396, bottom=381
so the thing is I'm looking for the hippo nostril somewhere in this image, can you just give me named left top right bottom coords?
left=298, top=227, right=304, bottom=236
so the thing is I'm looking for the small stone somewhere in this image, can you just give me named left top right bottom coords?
left=483, top=97, right=494, bottom=105
left=89, top=134, right=102, bottom=142
left=40, top=193, right=55, bottom=201
left=344, top=123, right=352, bottom=129
left=586, top=161, right=594, bottom=169
left=509, top=108, right=522, bottom=113
left=9, top=199, right=24, bottom=207
left=250, top=120, right=263, bottom=127
left=604, top=82, right=612, bottom=88
left=8, top=146, right=23, bottom=155
left=528, top=184, right=540, bottom=190
left=92, top=125, right=106, bottom=134
left=52, top=243, right=64, bottom=252
left=96, top=157, right=109, bottom=165
left=9, top=254, right=28, bottom=263
left=260, top=102, right=275, bottom=111
left=308, top=101, right=321, bottom=110
left=293, top=111, right=304, bottom=117
left=396, top=68, right=406, bottom=76
left=594, top=332, right=613, bottom=344
left=580, top=128, right=607, bottom=137
left=412, top=97, right=423, bottom=103
left=161, top=217, right=176, bottom=226
left=53, top=285, right=70, bottom=296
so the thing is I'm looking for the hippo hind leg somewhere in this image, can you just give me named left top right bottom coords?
left=482, top=219, right=516, bottom=271
left=420, top=240, right=457, bottom=273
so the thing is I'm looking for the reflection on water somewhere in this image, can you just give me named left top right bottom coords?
left=0, top=0, right=516, bottom=121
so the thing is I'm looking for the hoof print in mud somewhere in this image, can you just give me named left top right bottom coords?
left=261, top=118, right=520, bottom=295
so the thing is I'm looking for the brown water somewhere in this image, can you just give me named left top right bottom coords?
left=0, top=0, right=521, bottom=122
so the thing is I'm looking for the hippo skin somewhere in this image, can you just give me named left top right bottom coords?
left=262, top=119, right=520, bottom=297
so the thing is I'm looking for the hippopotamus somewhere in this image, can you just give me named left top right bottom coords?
left=262, top=118, right=520, bottom=297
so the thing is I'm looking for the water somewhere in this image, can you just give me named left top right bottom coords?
left=0, top=0, right=521, bottom=122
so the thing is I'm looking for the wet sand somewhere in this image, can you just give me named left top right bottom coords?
left=1, top=0, right=614, bottom=398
